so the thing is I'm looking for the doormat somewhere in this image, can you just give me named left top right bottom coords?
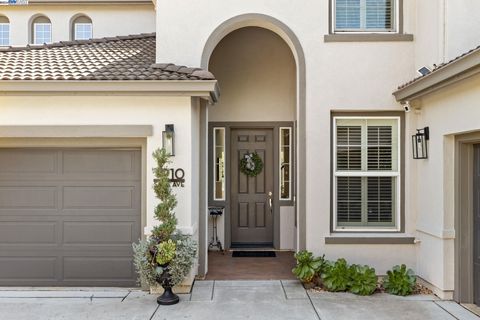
left=232, top=251, right=276, bottom=258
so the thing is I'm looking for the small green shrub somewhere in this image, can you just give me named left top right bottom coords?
left=348, top=265, right=377, bottom=296
left=321, top=258, right=351, bottom=292
left=292, top=250, right=326, bottom=283
left=156, top=239, right=176, bottom=265
left=383, top=264, right=416, bottom=296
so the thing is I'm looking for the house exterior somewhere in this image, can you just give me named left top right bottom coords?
left=0, top=0, right=479, bottom=307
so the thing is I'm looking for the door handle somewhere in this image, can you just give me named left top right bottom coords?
left=268, top=191, right=273, bottom=214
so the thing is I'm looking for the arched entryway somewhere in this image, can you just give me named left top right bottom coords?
left=199, top=14, right=306, bottom=277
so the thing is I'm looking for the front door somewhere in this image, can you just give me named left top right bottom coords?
left=230, top=128, right=274, bottom=247
left=474, top=145, right=480, bottom=306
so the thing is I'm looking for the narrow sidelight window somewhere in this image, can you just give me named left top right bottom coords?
left=280, top=127, right=292, bottom=200
left=334, top=117, right=400, bottom=230
left=334, top=0, right=396, bottom=32
left=213, top=128, right=226, bottom=201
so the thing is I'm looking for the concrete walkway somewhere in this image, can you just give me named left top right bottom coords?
left=0, top=280, right=478, bottom=320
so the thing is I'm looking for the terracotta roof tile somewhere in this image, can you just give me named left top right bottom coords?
left=0, top=33, right=215, bottom=81
left=397, top=45, right=480, bottom=90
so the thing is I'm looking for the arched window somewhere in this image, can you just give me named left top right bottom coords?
left=71, top=15, right=92, bottom=40
left=0, top=16, right=10, bottom=46
left=31, top=15, right=52, bottom=44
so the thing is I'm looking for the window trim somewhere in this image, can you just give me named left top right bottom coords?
left=0, top=22, right=10, bottom=46
left=33, top=22, right=52, bottom=45
left=74, top=22, right=93, bottom=40
left=330, top=0, right=403, bottom=35
left=332, top=116, right=402, bottom=232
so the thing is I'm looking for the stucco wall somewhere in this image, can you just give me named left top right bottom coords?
left=0, top=95, right=198, bottom=236
left=0, top=4, right=155, bottom=45
left=208, top=27, right=296, bottom=122
left=155, top=1, right=418, bottom=275
left=410, top=73, right=480, bottom=295
left=414, top=0, right=480, bottom=70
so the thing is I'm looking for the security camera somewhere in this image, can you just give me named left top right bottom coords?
left=402, top=101, right=411, bottom=112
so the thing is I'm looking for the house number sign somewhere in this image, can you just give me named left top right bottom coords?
left=169, top=168, right=185, bottom=187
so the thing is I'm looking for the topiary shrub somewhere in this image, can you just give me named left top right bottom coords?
left=348, top=264, right=377, bottom=296
left=292, top=251, right=326, bottom=283
left=383, top=264, right=416, bottom=296
left=321, top=258, right=351, bottom=292
left=132, top=149, right=197, bottom=289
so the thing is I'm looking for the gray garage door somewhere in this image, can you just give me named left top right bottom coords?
left=0, top=148, right=141, bottom=287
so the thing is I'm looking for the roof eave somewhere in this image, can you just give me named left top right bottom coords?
left=393, top=49, right=480, bottom=103
left=0, top=80, right=219, bottom=102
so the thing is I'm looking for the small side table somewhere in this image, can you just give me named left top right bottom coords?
left=208, top=206, right=224, bottom=252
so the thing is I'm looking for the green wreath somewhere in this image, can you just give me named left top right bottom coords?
left=240, top=152, right=263, bottom=177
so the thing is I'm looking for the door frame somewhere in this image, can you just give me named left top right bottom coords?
left=208, top=122, right=295, bottom=250
left=454, top=133, right=479, bottom=304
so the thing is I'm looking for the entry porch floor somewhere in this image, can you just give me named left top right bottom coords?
left=0, top=281, right=478, bottom=320
left=205, top=250, right=297, bottom=280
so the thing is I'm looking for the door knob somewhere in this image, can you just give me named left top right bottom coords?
left=268, top=191, right=273, bottom=214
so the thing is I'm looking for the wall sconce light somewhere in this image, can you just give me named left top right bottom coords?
left=412, top=127, right=429, bottom=159
left=162, top=124, right=175, bottom=156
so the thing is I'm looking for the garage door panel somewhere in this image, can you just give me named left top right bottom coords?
left=63, top=257, right=134, bottom=280
left=0, top=221, right=57, bottom=244
left=0, top=149, right=59, bottom=175
left=0, top=257, right=57, bottom=280
left=0, top=148, right=141, bottom=287
left=63, top=221, right=135, bottom=245
left=63, top=186, right=135, bottom=209
left=0, top=186, right=58, bottom=210
left=62, top=150, right=139, bottom=175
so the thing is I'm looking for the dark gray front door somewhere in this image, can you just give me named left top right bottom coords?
left=230, top=129, right=274, bottom=246
left=474, top=145, right=480, bottom=306
left=0, top=148, right=141, bottom=287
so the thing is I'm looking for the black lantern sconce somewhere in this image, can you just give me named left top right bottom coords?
left=412, top=127, right=429, bottom=159
left=162, top=124, right=175, bottom=156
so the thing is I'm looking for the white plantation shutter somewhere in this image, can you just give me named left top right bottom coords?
left=335, top=118, right=399, bottom=229
left=335, top=0, right=361, bottom=30
left=337, top=126, right=362, bottom=171
left=366, top=0, right=394, bottom=30
left=335, top=0, right=395, bottom=31
left=367, top=177, right=394, bottom=223
left=337, top=176, right=362, bottom=223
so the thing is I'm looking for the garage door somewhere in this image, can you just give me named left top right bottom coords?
left=0, top=148, right=141, bottom=287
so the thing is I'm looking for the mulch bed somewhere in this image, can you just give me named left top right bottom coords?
left=304, top=279, right=434, bottom=296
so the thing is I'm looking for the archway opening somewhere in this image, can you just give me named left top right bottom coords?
left=204, top=26, right=299, bottom=280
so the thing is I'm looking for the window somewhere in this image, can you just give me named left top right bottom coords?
left=72, top=15, right=92, bottom=40
left=32, top=16, right=52, bottom=44
left=333, top=117, right=400, bottom=231
left=334, top=0, right=396, bottom=32
left=280, top=127, right=292, bottom=200
left=0, top=16, right=9, bottom=46
left=213, top=128, right=226, bottom=201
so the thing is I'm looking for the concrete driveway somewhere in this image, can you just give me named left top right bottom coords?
left=0, top=280, right=478, bottom=320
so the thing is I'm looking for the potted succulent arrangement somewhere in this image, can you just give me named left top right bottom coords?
left=133, top=148, right=197, bottom=305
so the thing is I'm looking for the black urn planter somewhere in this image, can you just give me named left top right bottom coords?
left=156, top=264, right=179, bottom=305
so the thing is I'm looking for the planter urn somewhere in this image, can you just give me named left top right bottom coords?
left=156, top=264, right=179, bottom=305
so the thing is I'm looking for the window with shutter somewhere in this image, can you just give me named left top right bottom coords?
left=334, top=117, right=400, bottom=230
left=334, top=0, right=396, bottom=32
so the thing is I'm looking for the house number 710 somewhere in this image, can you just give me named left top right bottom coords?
left=169, top=168, right=185, bottom=188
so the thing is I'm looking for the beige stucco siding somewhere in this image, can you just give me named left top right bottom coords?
left=0, top=95, right=198, bottom=237
left=409, top=73, right=480, bottom=296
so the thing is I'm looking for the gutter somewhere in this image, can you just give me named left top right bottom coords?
left=0, top=80, right=219, bottom=104
left=393, top=47, right=480, bottom=103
